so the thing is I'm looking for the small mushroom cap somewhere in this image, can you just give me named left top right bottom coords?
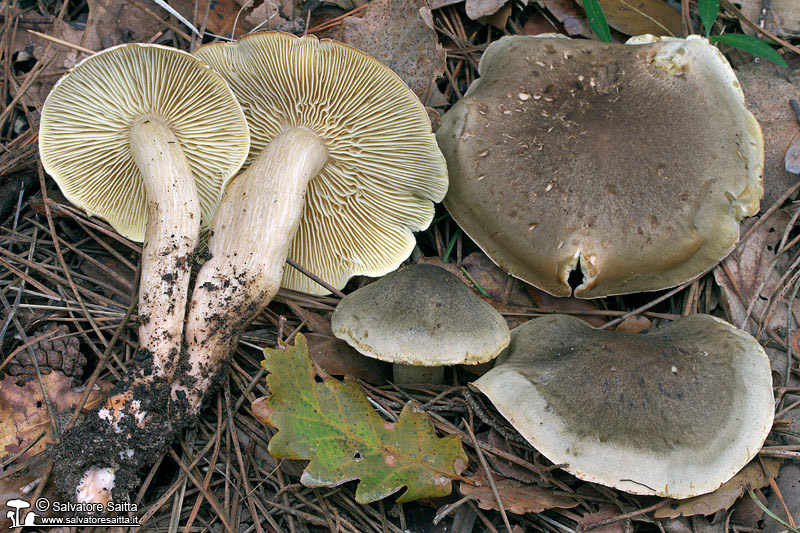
left=473, top=314, right=774, bottom=498
left=331, top=263, right=510, bottom=366
left=437, top=35, right=763, bottom=298
left=194, top=32, right=448, bottom=295
left=39, top=43, right=250, bottom=241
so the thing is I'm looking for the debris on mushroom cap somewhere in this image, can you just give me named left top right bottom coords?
left=194, top=32, right=448, bottom=295
left=437, top=35, right=764, bottom=299
left=473, top=314, right=774, bottom=499
left=331, top=263, right=510, bottom=366
left=39, top=43, right=250, bottom=241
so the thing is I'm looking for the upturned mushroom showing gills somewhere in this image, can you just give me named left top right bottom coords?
left=437, top=35, right=764, bottom=298
left=175, top=33, right=448, bottom=409
left=473, top=314, right=774, bottom=498
left=331, top=263, right=510, bottom=383
left=38, top=43, right=250, bottom=502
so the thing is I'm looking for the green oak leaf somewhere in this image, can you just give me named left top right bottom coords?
left=254, top=334, right=468, bottom=503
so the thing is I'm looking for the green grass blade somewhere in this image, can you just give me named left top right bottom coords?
left=710, top=34, right=787, bottom=66
left=582, top=0, right=612, bottom=43
left=697, top=0, right=719, bottom=37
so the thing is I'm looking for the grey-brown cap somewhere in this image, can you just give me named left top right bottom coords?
left=437, top=35, right=763, bottom=298
left=195, top=33, right=448, bottom=295
left=332, top=263, right=510, bottom=365
left=39, top=43, right=250, bottom=241
left=473, top=314, right=774, bottom=498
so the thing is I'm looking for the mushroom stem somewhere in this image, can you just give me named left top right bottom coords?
left=392, top=365, right=445, bottom=385
left=129, top=115, right=201, bottom=377
left=175, top=127, right=328, bottom=409
left=72, top=117, right=202, bottom=504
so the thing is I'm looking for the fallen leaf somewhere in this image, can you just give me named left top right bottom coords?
left=763, top=463, right=800, bottom=533
left=255, top=334, right=468, bottom=503
left=481, top=429, right=542, bottom=484
left=736, top=62, right=800, bottom=208
left=526, top=285, right=607, bottom=327
left=537, top=0, right=592, bottom=37
left=342, top=0, right=447, bottom=105
left=576, top=0, right=681, bottom=37
left=615, top=315, right=651, bottom=333
left=0, top=372, right=108, bottom=463
left=524, top=11, right=568, bottom=35
left=244, top=0, right=305, bottom=33
left=465, top=0, right=508, bottom=20
left=463, top=253, right=536, bottom=307
left=739, top=0, right=800, bottom=38
left=172, top=0, right=253, bottom=38
left=713, top=210, right=794, bottom=339
left=305, top=333, right=389, bottom=384
left=288, top=304, right=389, bottom=383
left=0, top=476, right=57, bottom=530
left=459, top=472, right=578, bottom=514
left=654, top=460, right=781, bottom=518
left=578, top=504, right=627, bottom=533
left=730, top=488, right=768, bottom=529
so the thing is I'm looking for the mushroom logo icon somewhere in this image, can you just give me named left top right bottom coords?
left=5, top=499, right=38, bottom=527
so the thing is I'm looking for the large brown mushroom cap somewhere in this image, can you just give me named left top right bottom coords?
left=437, top=35, right=763, bottom=298
left=39, top=43, right=250, bottom=241
left=332, top=263, right=510, bottom=366
left=473, top=314, right=774, bottom=498
left=195, top=33, right=448, bottom=295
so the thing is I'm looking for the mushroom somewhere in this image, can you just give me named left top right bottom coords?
left=173, top=33, right=447, bottom=408
left=436, top=35, right=764, bottom=298
left=39, top=43, right=250, bottom=502
left=473, top=314, right=774, bottom=498
left=331, top=263, right=510, bottom=383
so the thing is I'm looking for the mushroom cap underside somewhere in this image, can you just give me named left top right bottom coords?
left=39, top=43, right=250, bottom=241
left=195, top=32, right=449, bottom=295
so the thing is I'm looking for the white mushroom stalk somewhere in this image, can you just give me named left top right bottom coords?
left=39, top=43, right=249, bottom=503
left=174, top=32, right=448, bottom=411
left=177, top=128, right=327, bottom=408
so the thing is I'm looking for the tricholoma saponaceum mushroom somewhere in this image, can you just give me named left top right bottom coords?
left=473, top=314, right=774, bottom=498
left=437, top=35, right=763, bottom=298
left=39, top=43, right=250, bottom=503
left=332, top=263, right=510, bottom=383
left=170, top=33, right=448, bottom=415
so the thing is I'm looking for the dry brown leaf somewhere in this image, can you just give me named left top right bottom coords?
left=731, top=488, right=769, bottom=529
left=739, top=0, right=800, bottom=38
left=526, top=286, right=607, bottom=327
left=481, top=429, right=541, bottom=484
left=763, top=462, right=800, bottom=533
left=578, top=504, right=627, bottom=533
left=615, top=315, right=651, bottom=333
left=0, top=476, right=58, bottom=530
left=713, top=210, right=795, bottom=340
left=463, top=253, right=536, bottom=307
left=459, top=473, right=578, bottom=514
left=736, top=62, right=800, bottom=208
left=343, top=0, right=447, bottom=105
left=524, top=12, right=567, bottom=35
left=416, top=256, right=468, bottom=282
left=577, top=0, right=681, bottom=37
left=537, top=0, right=592, bottom=37
left=172, top=0, right=253, bottom=38
left=288, top=304, right=388, bottom=383
left=654, top=460, right=781, bottom=518
left=465, top=0, right=508, bottom=20
left=0, top=372, right=108, bottom=463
